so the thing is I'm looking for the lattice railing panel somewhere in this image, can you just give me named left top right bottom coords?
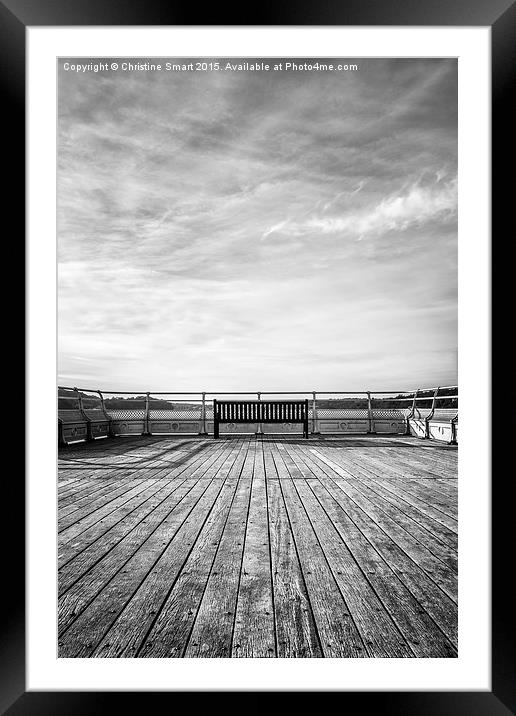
left=106, top=409, right=146, bottom=420
left=317, top=409, right=369, bottom=418
left=149, top=409, right=202, bottom=420
left=371, top=409, right=406, bottom=419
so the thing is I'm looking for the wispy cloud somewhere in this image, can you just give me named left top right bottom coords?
left=263, top=176, right=457, bottom=240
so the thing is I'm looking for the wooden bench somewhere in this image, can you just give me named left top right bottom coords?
left=58, top=409, right=89, bottom=445
left=58, top=389, right=112, bottom=445
left=213, top=399, right=309, bottom=439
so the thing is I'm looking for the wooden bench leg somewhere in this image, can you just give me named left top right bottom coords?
left=214, top=420, right=219, bottom=439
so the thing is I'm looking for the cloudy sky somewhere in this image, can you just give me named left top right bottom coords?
left=58, top=58, right=457, bottom=392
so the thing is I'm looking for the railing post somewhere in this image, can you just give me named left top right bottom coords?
left=199, top=392, right=208, bottom=435
left=366, top=391, right=375, bottom=434
left=425, top=386, right=439, bottom=439
left=406, top=388, right=419, bottom=435
left=143, top=392, right=151, bottom=435
left=213, top=399, right=219, bottom=439
left=256, top=392, right=263, bottom=435
left=75, top=386, right=93, bottom=441
left=98, top=389, right=113, bottom=437
left=311, top=391, right=319, bottom=434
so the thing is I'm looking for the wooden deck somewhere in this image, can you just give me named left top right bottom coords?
left=58, top=434, right=458, bottom=658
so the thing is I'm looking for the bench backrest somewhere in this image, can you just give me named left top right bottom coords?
left=214, top=400, right=308, bottom=422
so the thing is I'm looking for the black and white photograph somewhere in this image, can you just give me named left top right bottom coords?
left=57, top=57, right=459, bottom=659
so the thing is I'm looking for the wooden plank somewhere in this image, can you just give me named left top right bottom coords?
left=57, top=440, right=195, bottom=499
left=58, top=440, right=228, bottom=553
left=356, top=446, right=459, bottom=495
left=308, top=479, right=457, bottom=656
left=320, top=478, right=457, bottom=645
left=58, top=457, right=139, bottom=484
left=58, top=434, right=140, bottom=458
left=268, top=440, right=293, bottom=480
left=330, top=477, right=457, bottom=601
left=58, top=439, right=232, bottom=566
left=58, top=443, right=216, bottom=554
left=94, top=440, right=246, bottom=657
left=232, top=439, right=276, bottom=657
left=373, top=475, right=458, bottom=520
left=319, top=442, right=450, bottom=483
left=59, top=441, right=238, bottom=652
left=291, top=442, right=340, bottom=482
left=59, top=477, right=150, bottom=519
left=362, top=470, right=459, bottom=520
left=378, top=472, right=458, bottom=498
left=58, top=438, right=141, bottom=469
left=58, top=477, right=188, bottom=593
left=58, top=477, right=101, bottom=501
left=356, top=475, right=458, bottom=539
left=308, top=448, right=457, bottom=569
left=293, top=480, right=413, bottom=657
left=380, top=447, right=458, bottom=478
left=306, top=447, right=360, bottom=479
left=275, top=453, right=366, bottom=657
left=263, top=439, right=279, bottom=480
left=59, top=479, right=221, bottom=656
left=336, top=477, right=458, bottom=572
left=267, top=478, right=322, bottom=657
left=279, top=479, right=366, bottom=657
left=58, top=441, right=186, bottom=501
left=281, top=441, right=320, bottom=480
left=367, top=443, right=458, bottom=476
left=58, top=477, right=161, bottom=537
left=58, top=437, right=206, bottom=484
left=274, top=439, right=305, bottom=480
left=432, top=477, right=459, bottom=493
left=183, top=440, right=254, bottom=657
left=58, top=476, right=212, bottom=640
left=363, top=449, right=457, bottom=483
left=390, top=441, right=458, bottom=464
left=290, top=443, right=453, bottom=650
left=58, top=436, right=172, bottom=480
left=92, top=448, right=243, bottom=657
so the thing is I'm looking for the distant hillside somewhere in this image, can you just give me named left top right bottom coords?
left=58, top=388, right=198, bottom=410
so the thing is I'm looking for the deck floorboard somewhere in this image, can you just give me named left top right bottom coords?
left=58, top=434, right=458, bottom=658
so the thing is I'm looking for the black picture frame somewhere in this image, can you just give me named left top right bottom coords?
left=6, top=0, right=512, bottom=711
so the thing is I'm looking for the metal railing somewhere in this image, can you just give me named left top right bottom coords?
left=57, top=385, right=458, bottom=445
